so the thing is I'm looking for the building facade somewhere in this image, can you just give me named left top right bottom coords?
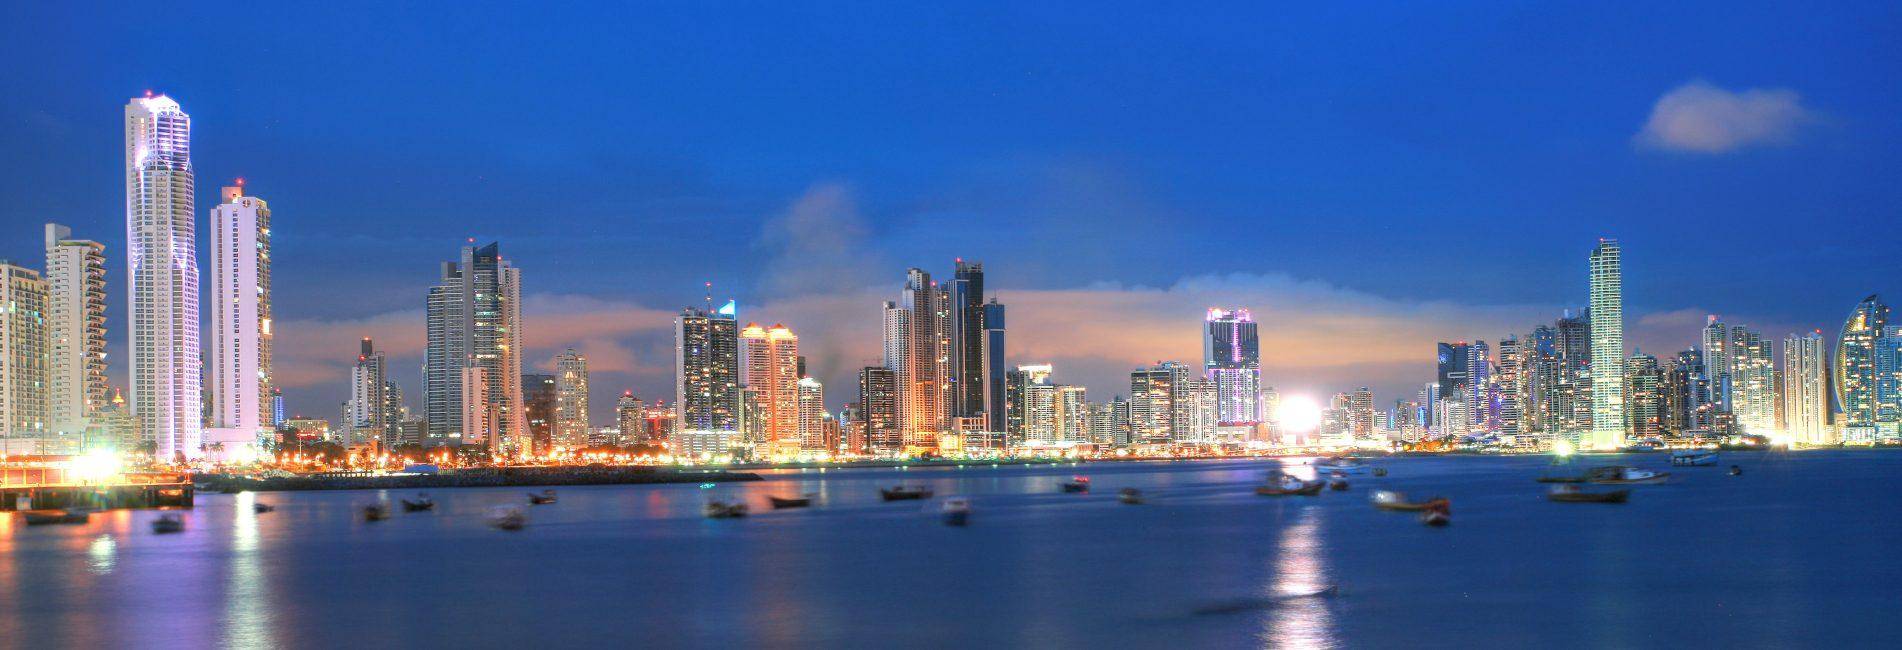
left=1588, top=239, right=1626, bottom=449
left=206, top=185, right=274, bottom=456
left=1204, top=307, right=1261, bottom=426
left=554, top=349, right=590, bottom=450
left=126, top=94, right=201, bottom=460
left=43, top=224, right=107, bottom=439
left=423, top=242, right=526, bottom=453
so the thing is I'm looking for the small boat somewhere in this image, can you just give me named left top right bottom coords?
left=1420, top=502, right=1451, bottom=527
left=21, top=509, right=89, bottom=526
left=488, top=506, right=527, bottom=530
left=1670, top=450, right=1718, bottom=467
left=1371, top=491, right=1448, bottom=512
left=1546, top=485, right=1630, bottom=503
left=1729, top=465, right=1743, bottom=476
left=152, top=513, right=185, bottom=534
left=1535, top=474, right=1586, bottom=484
left=705, top=500, right=750, bottom=518
left=528, top=490, right=558, bottom=505
left=1371, top=467, right=1389, bottom=477
left=880, top=486, right=933, bottom=501
left=363, top=504, right=391, bottom=522
left=1587, top=466, right=1669, bottom=485
left=1314, top=457, right=1370, bottom=475
left=940, top=497, right=972, bottom=526
left=1256, top=475, right=1325, bottom=496
left=1328, top=478, right=1349, bottom=491
left=1117, top=488, right=1145, bottom=505
left=767, top=495, right=812, bottom=509
left=401, top=496, right=435, bottom=512
left=1061, top=476, right=1091, bottom=493
left=252, top=503, right=276, bottom=514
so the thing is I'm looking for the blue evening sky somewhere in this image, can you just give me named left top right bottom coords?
left=2, top=2, right=1898, bottom=416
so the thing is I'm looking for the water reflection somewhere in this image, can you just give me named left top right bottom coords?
left=87, top=534, right=116, bottom=574
left=1262, top=506, right=1335, bottom=649
left=224, top=491, right=274, bottom=649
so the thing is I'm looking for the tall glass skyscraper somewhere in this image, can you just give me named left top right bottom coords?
left=1588, top=239, right=1625, bottom=449
left=125, top=94, right=200, bottom=460
left=1835, top=295, right=1888, bottom=427
left=424, top=242, right=526, bottom=454
left=1782, top=331, right=1830, bottom=445
left=1203, top=307, right=1261, bottom=426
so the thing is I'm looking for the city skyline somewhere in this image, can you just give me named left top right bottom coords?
left=2, top=4, right=1899, bottom=427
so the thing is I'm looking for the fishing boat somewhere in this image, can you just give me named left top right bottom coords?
left=1670, top=450, right=1718, bottom=467
left=1117, top=488, right=1145, bottom=505
left=880, top=486, right=933, bottom=501
left=1256, top=474, right=1324, bottom=496
left=767, top=495, right=812, bottom=509
left=1061, top=476, right=1091, bottom=493
left=363, top=504, right=391, bottom=522
left=704, top=500, right=750, bottom=518
left=252, top=503, right=276, bottom=514
left=152, top=513, right=185, bottom=534
left=1420, top=502, right=1451, bottom=527
left=488, top=507, right=527, bottom=530
left=940, top=498, right=972, bottom=526
left=1546, top=485, right=1630, bottom=503
left=401, top=495, right=436, bottom=512
left=528, top=490, right=558, bottom=505
left=1587, top=466, right=1669, bottom=485
left=1370, top=491, right=1448, bottom=512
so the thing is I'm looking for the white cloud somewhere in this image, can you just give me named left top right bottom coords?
left=1635, top=81, right=1813, bottom=153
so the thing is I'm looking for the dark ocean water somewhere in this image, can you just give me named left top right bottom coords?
left=3, top=450, right=1898, bottom=649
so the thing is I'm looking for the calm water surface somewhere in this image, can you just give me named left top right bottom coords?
left=3, top=451, right=1898, bottom=649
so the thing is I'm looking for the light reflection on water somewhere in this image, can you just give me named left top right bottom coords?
left=224, top=491, right=274, bottom=650
left=87, top=533, right=116, bottom=574
left=1262, top=502, right=1335, bottom=649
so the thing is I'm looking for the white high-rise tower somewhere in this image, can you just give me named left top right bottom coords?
left=206, top=184, right=273, bottom=459
left=1588, top=239, right=1625, bottom=450
left=126, top=94, right=200, bottom=460
left=44, top=224, right=107, bottom=440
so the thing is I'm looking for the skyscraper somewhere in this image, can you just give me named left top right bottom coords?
left=1588, top=239, right=1625, bottom=449
left=982, top=299, right=1007, bottom=433
left=883, top=269, right=951, bottom=448
left=423, top=242, right=526, bottom=454
left=615, top=391, right=645, bottom=446
left=949, top=260, right=987, bottom=423
left=1625, top=353, right=1662, bottom=439
left=1204, top=307, right=1262, bottom=426
left=796, top=376, right=826, bottom=451
left=1130, top=361, right=1192, bottom=444
left=1435, top=342, right=1470, bottom=430
left=675, top=302, right=741, bottom=456
left=43, top=224, right=106, bottom=440
left=1349, top=387, right=1375, bottom=438
left=554, top=349, right=590, bottom=450
left=739, top=322, right=799, bottom=448
left=522, top=373, right=556, bottom=454
left=0, top=263, right=48, bottom=439
left=1496, top=335, right=1524, bottom=434
left=1782, top=331, right=1829, bottom=445
left=1467, top=339, right=1492, bottom=430
left=348, top=338, right=389, bottom=445
left=126, top=94, right=200, bottom=460
left=857, top=366, right=899, bottom=454
left=1835, top=295, right=1887, bottom=427
left=206, top=185, right=273, bottom=457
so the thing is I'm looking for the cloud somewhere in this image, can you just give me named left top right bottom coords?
left=1635, top=81, right=1813, bottom=153
left=754, top=183, right=889, bottom=296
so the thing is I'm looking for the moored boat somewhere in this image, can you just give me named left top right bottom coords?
left=1314, top=457, right=1370, bottom=475
left=1670, top=450, right=1718, bottom=467
left=705, top=500, right=750, bottom=518
left=940, top=497, right=972, bottom=526
left=1371, top=491, right=1448, bottom=512
left=401, top=495, right=435, bottom=512
left=1587, top=466, right=1669, bottom=485
left=363, top=504, right=391, bottom=522
left=252, top=503, right=275, bottom=514
left=1729, top=465, right=1743, bottom=476
left=488, top=506, right=527, bottom=530
left=1328, top=478, right=1349, bottom=491
left=1256, top=475, right=1324, bottom=496
left=767, top=495, right=812, bottom=509
left=152, top=513, right=185, bottom=534
left=880, top=486, right=933, bottom=501
left=1546, top=485, right=1630, bottom=503
left=1117, top=488, right=1145, bottom=505
left=1420, top=501, right=1451, bottom=527
left=528, top=490, right=558, bottom=505
left=21, top=509, right=88, bottom=526
left=1061, top=476, right=1091, bottom=493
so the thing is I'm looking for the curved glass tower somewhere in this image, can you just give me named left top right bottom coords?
left=125, top=95, right=200, bottom=460
left=1835, top=294, right=1888, bottom=426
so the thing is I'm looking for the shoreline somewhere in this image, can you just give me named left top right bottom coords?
left=199, top=466, right=762, bottom=493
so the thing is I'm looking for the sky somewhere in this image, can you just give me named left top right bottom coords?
left=2, top=2, right=1899, bottom=424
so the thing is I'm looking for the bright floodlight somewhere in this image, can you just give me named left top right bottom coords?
left=71, top=448, right=123, bottom=482
left=1277, top=396, right=1324, bottom=433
